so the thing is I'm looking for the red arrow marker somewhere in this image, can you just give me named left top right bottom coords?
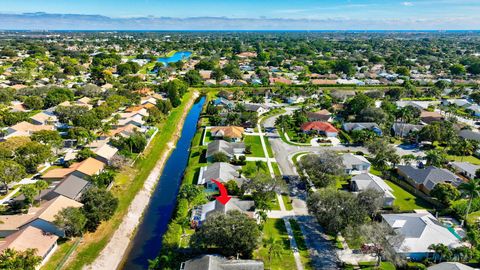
left=211, top=179, right=231, bottom=205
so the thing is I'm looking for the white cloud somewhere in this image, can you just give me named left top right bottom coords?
left=402, top=2, right=414, bottom=6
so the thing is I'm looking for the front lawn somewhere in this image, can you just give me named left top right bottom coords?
left=254, top=219, right=296, bottom=270
left=385, top=180, right=434, bottom=211
left=272, top=162, right=281, bottom=177
left=264, top=137, right=274, bottom=158
left=289, top=219, right=312, bottom=269
left=282, top=194, right=293, bottom=211
left=244, top=135, right=266, bottom=157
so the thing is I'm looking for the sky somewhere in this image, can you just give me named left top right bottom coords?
left=0, top=0, right=479, bottom=30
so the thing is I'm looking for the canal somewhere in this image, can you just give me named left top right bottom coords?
left=121, top=96, right=205, bottom=269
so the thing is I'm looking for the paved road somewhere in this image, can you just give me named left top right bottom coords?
left=262, top=109, right=341, bottom=269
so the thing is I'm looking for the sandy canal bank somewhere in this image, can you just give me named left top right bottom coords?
left=84, top=91, right=199, bottom=270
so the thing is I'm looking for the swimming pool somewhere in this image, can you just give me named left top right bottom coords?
left=157, top=51, right=192, bottom=65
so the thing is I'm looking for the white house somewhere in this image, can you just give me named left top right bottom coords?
left=382, top=211, right=462, bottom=261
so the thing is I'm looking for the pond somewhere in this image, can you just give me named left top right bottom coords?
left=157, top=51, right=192, bottom=65
left=121, top=96, right=205, bottom=270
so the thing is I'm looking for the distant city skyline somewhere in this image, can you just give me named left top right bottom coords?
left=0, top=0, right=479, bottom=30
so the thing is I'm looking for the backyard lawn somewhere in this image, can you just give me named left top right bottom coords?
left=244, top=135, right=266, bottom=157
left=44, top=91, right=198, bottom=270
left=447, top=155, right=480, bottom=165
left=385, top=180, right=434, bottom=211
left=254, top=219, right=296, bottom=270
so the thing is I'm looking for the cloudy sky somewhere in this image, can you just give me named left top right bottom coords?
left=0, top=0, right=479, bottom=30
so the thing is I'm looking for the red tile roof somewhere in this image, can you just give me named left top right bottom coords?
left=300, top=121, right=338, bottom=133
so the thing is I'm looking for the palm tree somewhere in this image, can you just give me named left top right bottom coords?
left=34, top=180, right=48, bottom=204
left=255, top=160, right=267, bottom=173
left=263, top=236, right=283, bottom=263
left=458, top=178, right=480, bottom=220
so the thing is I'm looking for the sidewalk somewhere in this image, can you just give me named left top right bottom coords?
left=257, top=120, right=304, bottom=270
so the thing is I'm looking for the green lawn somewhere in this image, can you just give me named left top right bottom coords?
left=385, top=180, right=434, bottom=211
left=264, top=137, right=274, bottom=158
left=282, top=195, right=293, bottom=211
left=244, top=135, right=266, bottom=157
left=467, top=210, right=480, bottom=224
left=447, top=155, right=480, bottom=165
left=269, top=196, right=281, bottom=211
left=272, top=162, right=281, bottom=177
left=203, top=130, right=212, bottom=144
left=46, top=91, right=198, bottom=270
left=289, top=219, right=312, bottom=269
left=254, top=219, right=296, bottom=270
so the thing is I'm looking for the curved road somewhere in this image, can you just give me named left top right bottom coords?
left=262, top=107, right=368, bottom=270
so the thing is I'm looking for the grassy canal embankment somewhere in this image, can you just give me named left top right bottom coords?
left=42, top=90, right=199, bottom=270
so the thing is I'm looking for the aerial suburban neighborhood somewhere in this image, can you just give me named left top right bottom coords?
left=1, top=3, right=480, bottom=270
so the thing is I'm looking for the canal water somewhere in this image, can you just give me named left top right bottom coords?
left=122, top=96, right=205, bottom=270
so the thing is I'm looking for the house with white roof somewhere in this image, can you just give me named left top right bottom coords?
left=382, top=211, right=463, bottom=261
left=450, top=162, right=480, bottom=180
left=342, top=153, right=371, bottom=175
left=351, top=173, right=395, bottom=206
left=190, top=198, right=256, bottom=227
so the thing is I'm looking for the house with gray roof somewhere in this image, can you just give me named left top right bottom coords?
left=191, top=198, right=256, bottom=227
left=206, top=140, right=245, bottom=162
left=397, top=165, right=463, bottom=194
left=342, top=153, right=371, bottom=175
left=51, top=174, right=90, bottom=201
left=197, top=162, right=243, bottom=190
left=450, top=162, right=480, bottom=180
left=458, top=130, right=480, bottom=142
left=382, top=211, right=462, bottom=261
left=428, top=262, right=474, bottom=270
left=392, top=123, right=424, bottom=138
left=351, top=173, right=395, bottom=206
left=180, top=254, right=264, bottom=270
left=244, top=103, right=270, bottom=115
left=342, top=122, right=382, bottom=136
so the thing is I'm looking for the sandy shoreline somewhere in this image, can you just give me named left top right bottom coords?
left=84, top=91, right=199, bottom=270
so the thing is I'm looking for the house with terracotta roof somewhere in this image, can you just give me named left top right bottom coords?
left=269, top=77, right=292, bottom=85
left=300, top=121, right=338, bottom=137
left=420, top=110, right=444, bottom=124
left=0, top=226, right=59, bottom=266
left=210, top=126, right=245, bottom=142
left=4, top=121, right=55, bottom=139
left=0, top=195, right=83, bottom=237
left=109, top=124, right=139, bottom=138
left=41, top=162, right=81, bottom=181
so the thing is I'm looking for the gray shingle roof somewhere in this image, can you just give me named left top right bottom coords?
left=206, top=140, right=245, bottom=158
left=458, top=130, right=480, bottom=141
left=53, top=174, right=90, bottom=200
left=343, top=122, right=380, bottom=132
left=342, top=153, right=371, bottom=169
left=397, top=165, right=461, bottom=190
left=392, top=123, right=424, bottom=137
left=199, top=162, right=243, bottom=186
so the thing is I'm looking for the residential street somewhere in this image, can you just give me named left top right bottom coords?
left=261, top=110, right=341, bottom=269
